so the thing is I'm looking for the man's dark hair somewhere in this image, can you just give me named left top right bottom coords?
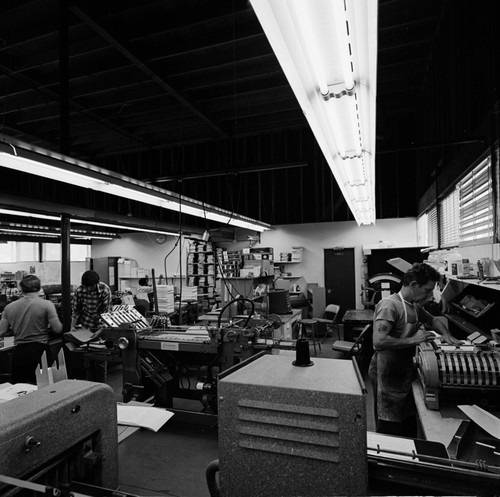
left=138, top=277, right=149, bottom=286
left=402, top=262, right=440, bottom=286
left=20, top=275, right=41, bottom=293
left=81, top=270, right=100, bottom=287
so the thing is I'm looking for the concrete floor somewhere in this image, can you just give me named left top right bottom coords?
left=107, top=325, right=377, bottom=497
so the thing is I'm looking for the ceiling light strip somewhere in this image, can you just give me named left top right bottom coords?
left=250, top=0, right=377, bottom=225
left=0, top=138, right=271, bottom=232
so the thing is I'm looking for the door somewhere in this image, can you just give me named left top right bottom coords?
left=324, top=248, right=356, bottom=320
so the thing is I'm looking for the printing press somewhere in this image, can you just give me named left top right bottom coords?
left=415, top=275, right=500, bottom=411
left=415, top=337, right=500, bottom=411
left=73, top=302, right=282, bottom=416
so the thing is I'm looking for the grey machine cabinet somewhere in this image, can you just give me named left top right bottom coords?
left=218, top=353, right=368, bottom=497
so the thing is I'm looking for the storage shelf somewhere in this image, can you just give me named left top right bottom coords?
left=450, top=300, right=496, bottom=319
left=447, top=275, right=500, bottom=292
left=188, top=240, right=216, bottom=309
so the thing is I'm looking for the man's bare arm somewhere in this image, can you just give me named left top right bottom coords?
left=372, top=319, right=435, bottom=350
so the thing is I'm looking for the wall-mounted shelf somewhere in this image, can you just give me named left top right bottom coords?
left=446, top=275, right=500, bottom=292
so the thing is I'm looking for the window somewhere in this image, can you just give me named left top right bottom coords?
left=17, top=242, right=39, bottom=262
left=44, top=243, right=61, bottom=261
left=42, top=243, right=91, bottom=261
left=417, top=206, right=438, bottom=249
left=459, top=157, right=493, bottom=245
left=440, top=187, right=459, bottom=248
left=71, top=244, right=91, bottom=261
left=427, top=206, right=438, bottom=249
left=0, top=242, right=16, bottom=263
left=0, top=242, right=39, bottom=262
left=417, top=213, right=428, bottom=247
left=418, top=154, right=494, bottom=249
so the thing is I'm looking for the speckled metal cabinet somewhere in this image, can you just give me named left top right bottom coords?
left=218, top=353, right=368, bottom=497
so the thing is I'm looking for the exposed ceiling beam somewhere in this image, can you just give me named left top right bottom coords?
left=71, top=5, right=228, bottom=140
left=0, top=194, right=195, bottom=236
left=0, top=63, right=146, bottom=148
left=148, top=161, right=308, bottom=183
left=377, top=138, right=486, bottom=155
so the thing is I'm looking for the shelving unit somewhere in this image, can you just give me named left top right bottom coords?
left=443, top=275, right=500, bottom=339
left=446, top=275, right=500, bottom=291
left=187, top=240, right=216, bottom=311
left=278, top=246, right=303, bottom=263
left=216, top=248, right=242, bottom=278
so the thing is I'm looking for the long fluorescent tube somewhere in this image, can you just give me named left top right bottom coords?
left=0, top=208, right=60, bottom=221
left=0, top=207, right=180, bottom=236
left=70, top=219, right=180, bottom=236
left=250, top=0, right=377, bottom=225
left=0, top=139, right=271, bottom=233
left=0, top=227, right=115, bottom=240
left=0, top=228, right=59, bottom=238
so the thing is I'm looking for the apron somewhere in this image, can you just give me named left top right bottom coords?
left=369, top=292, right=421, bottom=422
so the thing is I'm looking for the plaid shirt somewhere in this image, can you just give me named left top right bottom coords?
left=71, top=282, right=112, bottom=329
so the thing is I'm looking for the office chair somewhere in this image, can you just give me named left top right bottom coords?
left=315, top=304, right=340, bottom=342
left=331, top=323, right=372, bottom=360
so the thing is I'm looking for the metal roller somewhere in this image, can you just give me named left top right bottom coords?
left=415, top=342, right=500, bottom=410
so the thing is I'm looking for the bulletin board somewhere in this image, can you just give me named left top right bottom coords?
left=31, top=262, right=61, bottom=285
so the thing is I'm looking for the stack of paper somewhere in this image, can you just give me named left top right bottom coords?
left=117, top=404, right=174, bottom=432
left=181, top=286, right=198, bottom=301
left=0, top=383, right=37, bottom=403
left=156, top=285, right=175, bottom=313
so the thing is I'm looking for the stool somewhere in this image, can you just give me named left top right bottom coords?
left=299, top=319, right=321, bottom=356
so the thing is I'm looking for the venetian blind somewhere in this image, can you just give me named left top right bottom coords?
left=459, top=158, right=493, bottom=245
left=440, top=187, right=460, bottom=248
left=427, top=205, right=439, bottom=249
left=417, top=212, right=428, bottom=247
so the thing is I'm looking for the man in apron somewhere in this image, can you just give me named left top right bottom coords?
left=368, top=262, right=460, bottom=437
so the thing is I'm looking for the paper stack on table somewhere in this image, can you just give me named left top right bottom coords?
left=0, top=383, right=37, bottom=403
left=117, top=404, right=174, bottom=432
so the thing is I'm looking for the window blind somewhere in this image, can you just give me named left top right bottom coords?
left=428, top=206, right=438, bottom=249
left=459, top=158, right=493, bottom=245
left=440, top=187, right=460, bottom=248
left=417, top=213, right=428, bottom=247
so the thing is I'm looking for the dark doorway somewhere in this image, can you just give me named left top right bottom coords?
left=324, top=248, right=356, bottom=320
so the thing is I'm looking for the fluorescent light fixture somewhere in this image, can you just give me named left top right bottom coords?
left=0, top=207, right=180, bottom=236
left=71, top=235, right=115, bottom=240
left=0, top=226, right=116, bottom=240
left=250, top=0, right=377, bottom=225
left=0, top=228, right=59, bottom=238
left=70, top=219, right=179, bottom=236
left=0, top=139, right=271, bottom=233
left=0, top=208, right=60, bottom=221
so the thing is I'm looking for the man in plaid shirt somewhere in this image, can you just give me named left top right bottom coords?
left=71, top=270, right=112, bottom=330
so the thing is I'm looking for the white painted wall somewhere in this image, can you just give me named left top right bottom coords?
left=92, top=217, right=420, bottom=307
left=91, top=233, right=191, bottom=284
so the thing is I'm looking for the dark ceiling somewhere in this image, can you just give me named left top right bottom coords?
left=0, top=0, right=498, bottom=239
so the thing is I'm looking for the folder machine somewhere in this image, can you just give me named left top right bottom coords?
left=415, top=335, right=500, bottom=411
left=77, top=302, right=282, bottom=414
